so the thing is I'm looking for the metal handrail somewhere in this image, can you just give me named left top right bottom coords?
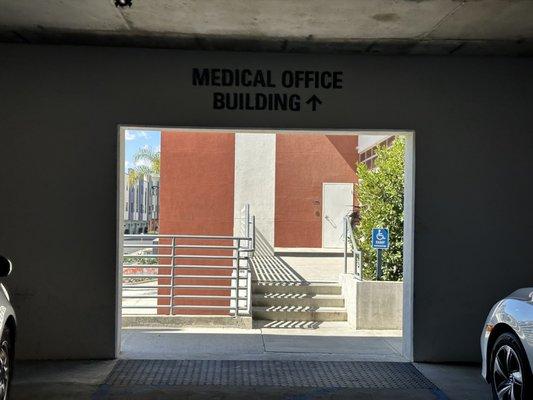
left=122, top=229, right=254, bottom=316
left=124, top=234, right=252, bottom=240
left=343, top=215, right=362, bottom=280
left=245, top=215, right=255, bottom=315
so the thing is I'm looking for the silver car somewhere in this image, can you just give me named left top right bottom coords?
left=0, top=256, right=16, bottom=400
left=481, top=288, right=533, bottom=399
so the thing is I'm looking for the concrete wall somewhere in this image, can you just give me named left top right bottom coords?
left=274, top=134, right=358, bottom=248
left=233, top=133, right=276, bottom=249
left=340, top=275, right=402, bottom=330
left=0, top=44, right=532, bottom=361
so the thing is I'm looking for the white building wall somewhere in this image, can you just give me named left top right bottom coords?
left=133, top=185, right=139, bottom=220
left=233, top=133, right=276, bottom=251
left=124, top=178, right=129, bottom=221
left=150, top=176, right=160, bottom=220
left=357, top=134, right=391, bottom=152
left=142, top=177, right=148, bottom=221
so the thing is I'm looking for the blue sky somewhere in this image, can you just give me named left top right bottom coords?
left=125, top=129, right=161, bottom=171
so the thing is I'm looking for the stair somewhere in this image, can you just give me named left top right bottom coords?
left=252, top=293, right=344, bottom=307
left=253, top=282, right=342, bottom=295
left=252, top=282, right=347, bottom=322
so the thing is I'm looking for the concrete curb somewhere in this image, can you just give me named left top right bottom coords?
left=122, top=315, right=253, bottom=329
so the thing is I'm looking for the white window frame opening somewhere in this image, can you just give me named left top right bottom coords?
left=115, top=127, right=415, bottom=361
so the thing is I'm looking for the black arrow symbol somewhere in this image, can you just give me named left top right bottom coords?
left=305, top=94, right=322, bottom=111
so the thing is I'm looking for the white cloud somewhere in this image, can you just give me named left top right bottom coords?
left=125, top=161, right=131, bottom=169
left=135, top=159, right=151, bottom=168
left=125, top=131, right=136, bottom=141
left=125, top=129, right=160, bottom=141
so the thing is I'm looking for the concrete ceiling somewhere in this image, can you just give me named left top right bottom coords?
left=1, top=0, right=533, bottom=56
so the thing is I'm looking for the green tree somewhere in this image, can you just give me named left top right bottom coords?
left=355, top=138, right=404, bottom=281
left=128, top=146, right=160, bottom=185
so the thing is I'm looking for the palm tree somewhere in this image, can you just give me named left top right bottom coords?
left=128, top=146, right=160, bottom=185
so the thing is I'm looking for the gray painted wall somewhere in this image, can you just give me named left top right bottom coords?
left=0, top=44, right=532, bottom=361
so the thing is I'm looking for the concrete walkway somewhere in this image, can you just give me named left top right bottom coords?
left=252, top=253, right=346, bottom=283
left=122, top=280, right=157, bottom=315
left=251, top=234, right=348, bottom=283
left=120, top=323, right=404, bottom=362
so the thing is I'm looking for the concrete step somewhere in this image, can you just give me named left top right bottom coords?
left=253, top=293, right=345, bottom=307
left=273, top=247, right=345, bottom=257
left=253, top=320, right=352, bottom=330
left=252, top=306, right=347, bottom=321
left=252, top=282, right=342, bottom=295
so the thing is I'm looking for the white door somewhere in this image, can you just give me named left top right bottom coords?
left=322, top=183, right=354, bottom=248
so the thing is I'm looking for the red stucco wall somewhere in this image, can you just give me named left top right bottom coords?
left=158, top=131, right=235, bottom=315
left=274, top=134, right=358, bottom=248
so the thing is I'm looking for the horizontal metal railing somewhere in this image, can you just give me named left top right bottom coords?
left=125, top=234, right=250, bottom=239
left=343, top=216, right=362, bottom=280
left=122, top=233, right=254, bottom=316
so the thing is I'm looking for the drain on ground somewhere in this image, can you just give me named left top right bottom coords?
left=105, top=360, right=436, bottom=389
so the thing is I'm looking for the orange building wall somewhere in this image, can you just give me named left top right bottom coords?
left=159, top=131, right=235, bottom=236
left=158, top=131, right=235, bottom=315
left=274, top=134, right=358, bottom=248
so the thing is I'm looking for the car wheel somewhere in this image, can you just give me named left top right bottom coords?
left=0, top=327, right=11, bottom=400
left=491, top=332, right=532, bottom=400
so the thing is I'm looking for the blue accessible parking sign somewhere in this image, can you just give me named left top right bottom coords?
left=371, top=228, right=389, bottom=249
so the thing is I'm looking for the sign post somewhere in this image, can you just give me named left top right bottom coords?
left=376, top=248, right=383, bottom=280
left=371, top=228, right=389, bottom=280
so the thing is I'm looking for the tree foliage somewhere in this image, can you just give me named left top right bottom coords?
left=128, top=146, right=160, bottom=185
left=355, top=138, right=404, bottom=281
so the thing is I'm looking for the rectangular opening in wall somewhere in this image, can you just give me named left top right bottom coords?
left=117, top=128, right=413, bottom=362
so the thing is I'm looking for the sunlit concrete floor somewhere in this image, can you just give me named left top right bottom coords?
left=120, top=323, right=404, bottom=361
left=252, top=252, right=347, bottom=283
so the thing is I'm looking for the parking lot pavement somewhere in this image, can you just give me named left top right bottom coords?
left=11, top=360, right=448, bottom=400
left=11, top=360, right=491, bottom=400
left=414, top=363, right=492, bottom=400
left=11, top=383, right=445, bottom=400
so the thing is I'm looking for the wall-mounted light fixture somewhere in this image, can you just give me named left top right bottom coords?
left=115, top=0, right=133, bottom=8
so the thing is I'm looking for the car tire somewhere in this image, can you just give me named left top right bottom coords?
left=490, top=332, right=532, bottom=400
left=0, top=327, right=11, bottom=400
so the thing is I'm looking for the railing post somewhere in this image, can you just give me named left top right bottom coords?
left=357, top=252, right=362, bottom=279
left=251, top=216, right=256, bottom=252
left=244, top=204, right=250, bottom=237
left=343, top=217, right=348, bottom=274
left=245, top=266, right=252, bottom=316
left=354, top=250, right=358, bottom=277
left=235, top=238, right=240, bottom=317
left=170, top=237, right=175, bottom=315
